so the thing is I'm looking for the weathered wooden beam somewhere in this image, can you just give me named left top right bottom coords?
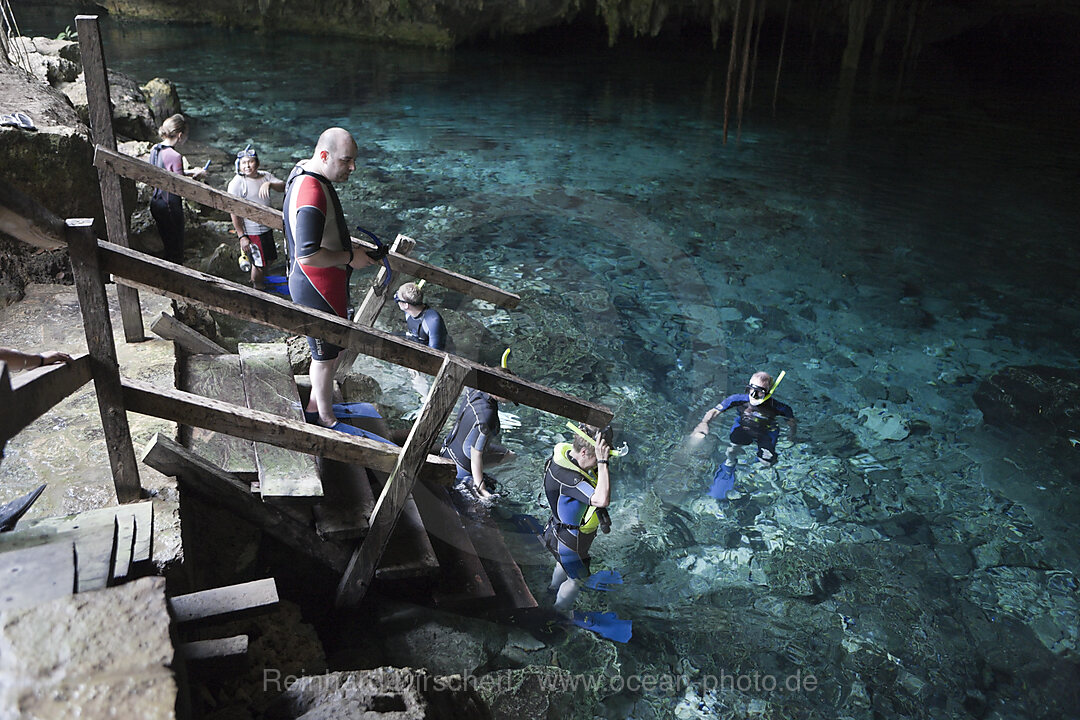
left=76, top=15, right=143, bottom=342
left=335, top=234, right=414, bottom=382
left=0, top=354, right=92, bottom=455
left=178, top=636, right=249, bottom=664
left=169, top=578, right=279, bottom=625
left=0, top=178, right=66, bottom=249
left=123, top=378, right=456, bottom=483
left=183, top=354, right=258, bottom=475
left=66, top=219, right=142, bottom=502
left=150, top=312, right=229, bottom=355
left=93, top=239, right=612, bottom=426
left=140, top=433, right=351, bottom=572
left=94, top=146, right=520, bottom=308
left=336, top=356, right=468, bottom=607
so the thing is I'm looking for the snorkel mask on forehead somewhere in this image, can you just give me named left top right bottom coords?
left=234, top=143, right=258, bottom=174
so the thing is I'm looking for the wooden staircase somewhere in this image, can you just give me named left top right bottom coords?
left=167, top=340, right=536, bottom=616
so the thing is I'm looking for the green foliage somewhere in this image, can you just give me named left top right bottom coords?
left=55, top=25, right=77, bottom=41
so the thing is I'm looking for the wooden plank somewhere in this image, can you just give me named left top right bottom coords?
left=0, top=541, right=76, bottom=613
left=410, top=480, right=495, bottom=605
left=374, top=478, right=440, bottom=582
left=112, top=510, right=135, bottom=580
left=179, top=636, right=249, bottom=662
left=150, top=312, right=229, bottom=355
left=169, top=578, right=279, bottom=625
left=0, top=354, right=92, bottom=453
left=183, top=355, right=258, bottom=475
left=335, top=234, right=414, bottom=382
left=463, top=513, right=538, bottom=611
left=336, top=356, right=468, bottom=607
left=140, top=433, right=351, bottom=572
left=93, top=240, right=612, bottom=426
left=238, top=343, right=322, bottom=501
left=73, top=522, right=119, bottom=592
left=354, top=234, right=414, bottom=326
left=76, top=15, right=143, bottom=342
left=66, top=219, right=142, bottom=502
left=123, top=378, right=456, bottom=484
left=94, top=146, right=520, bottom=309
left=130, top=498, right=154, bottom=563
left=312, top=459, right=374, bottom=540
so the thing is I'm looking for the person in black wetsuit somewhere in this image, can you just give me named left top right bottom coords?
left=394, top=282, right=450, bottom=351
left=695, top=371, right=798, bottom=496
left=440, top=388, right=513, bottom=501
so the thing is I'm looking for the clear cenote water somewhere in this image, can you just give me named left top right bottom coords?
left=17, top=10, right=1080, bottom=719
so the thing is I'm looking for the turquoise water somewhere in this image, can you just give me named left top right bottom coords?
left=24, top=11, right=1080, bottom=719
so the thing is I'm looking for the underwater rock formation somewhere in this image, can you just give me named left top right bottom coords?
left=974, top=365, right=1080, bottom=450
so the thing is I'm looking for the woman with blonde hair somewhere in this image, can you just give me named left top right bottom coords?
left=148, top=113, right=206, bottom=264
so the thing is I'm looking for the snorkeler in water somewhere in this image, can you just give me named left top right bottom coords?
left=694, top=370, right=797, bottom=499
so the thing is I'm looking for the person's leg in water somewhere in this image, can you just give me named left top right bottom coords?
left=551, top=553, right=585, bottom=615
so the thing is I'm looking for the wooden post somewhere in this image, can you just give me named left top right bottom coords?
left=76, top=15, right=144, bottom=343
left=66, top=218, right=142, bottom=502
left=335, top=356, right=468, bottom=607
left=336, top=234, right=415, bottom=381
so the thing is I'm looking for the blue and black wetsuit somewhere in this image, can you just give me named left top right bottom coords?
left=405, top=307, right=449, bottom=351
left=713, top=394, right=795, bottom=464
left=283, top=165, right=352, bottom=360
left=542, top=442, right=601, bottom=579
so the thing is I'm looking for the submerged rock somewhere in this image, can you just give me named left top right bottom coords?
left=974, top=365, right=1080, bottom=448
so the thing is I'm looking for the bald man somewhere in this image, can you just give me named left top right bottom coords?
left=284, top=128, right=374, bottom=429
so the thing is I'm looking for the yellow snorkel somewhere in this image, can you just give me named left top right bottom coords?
left=565, top=421, right=629, bottom=458
left=760, top=370, right=786, bottom=402
left=501, top=347, right=512, bottom=371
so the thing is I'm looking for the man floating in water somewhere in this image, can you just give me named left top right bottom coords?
left=694, top=370, right=797, bottom=499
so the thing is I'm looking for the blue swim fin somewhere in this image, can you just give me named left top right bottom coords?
left=583, top=569, right=623, bottom=591
left=570, top=610, right=632, bottom=643
left=329, top=422, right=397, bottom=445
left=332, top=402, right=383, bottom=419
left=708, top=463, right=736, bottom=499
left=263, top=274, right=288, bottom=285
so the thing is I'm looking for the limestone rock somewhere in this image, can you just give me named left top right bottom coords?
left=0, top=576, right=176, bottom=719
left=59, top=69, right=157, bottom=141
left=263, top=667, right=490, bottom=720
left=142, top=77, right=182, bottom=127
left=857, top=402, right=911, bottom=441
left=974, top=365, right=1080, bottom=446
left=5, top=36, right=81, bottom=85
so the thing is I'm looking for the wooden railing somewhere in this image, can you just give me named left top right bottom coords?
left=0, top=14, right=616, bottom=606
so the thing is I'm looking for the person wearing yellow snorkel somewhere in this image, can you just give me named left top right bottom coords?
left=694, top=370, right=797, bottom=499
left=542, top=424, right=612, bottom=615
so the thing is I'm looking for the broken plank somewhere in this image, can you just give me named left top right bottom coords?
left=183, top=354, right=258, bottom=476
left=74, top=522, right=119, bottom=592
left=150, top=312, right=229, bottom=355
left=464, top=513, right=538, bottom=612
left=140, top=433, right=351, bottom=572
left=130, top=499, right=154, bottom=563
left=169, top=578, right=278, bottom=625
left=0, top=540, right=76, bottom=613
left=238, top=343, right=322, bottom=501
left=111, top=510, right=135, bottom=581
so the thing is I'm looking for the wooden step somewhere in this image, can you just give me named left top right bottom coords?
left=238, top=343, right=323, bottom=502
left=169, top=578, right=279, bottom=626
left=182, top=354, right=258, bottom=477
left=313, top=458, right=374, bottom=540
left=463, top=510, right=538, bottom=613
left=369, top=469, right=439, bottom=582
left=410, top=480, right=495, bottom=607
